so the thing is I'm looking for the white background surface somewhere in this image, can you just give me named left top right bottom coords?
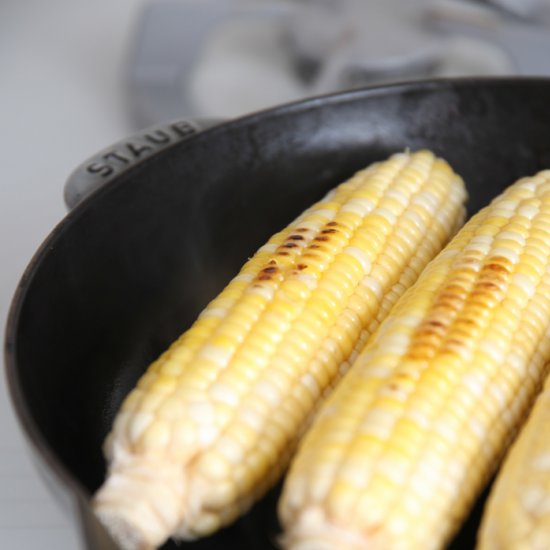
left=1, top=1, right=546, bottom=548
left=1, top=1, right=146, bottom=548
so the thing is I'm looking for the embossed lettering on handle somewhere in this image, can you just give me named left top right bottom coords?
left=64, top=118, right=222, bottom=210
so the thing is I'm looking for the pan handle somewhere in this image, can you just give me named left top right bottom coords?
left=63, top=118, right=223, bottom=210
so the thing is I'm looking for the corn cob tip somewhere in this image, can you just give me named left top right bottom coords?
left=93, top=456, right=185, bottom=550
left=94, top=509, right=147, bottom=550
left=279, top=508, right=366, bottom=550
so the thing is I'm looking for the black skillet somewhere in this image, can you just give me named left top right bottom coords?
left=6, top=78, right=550, bottom=549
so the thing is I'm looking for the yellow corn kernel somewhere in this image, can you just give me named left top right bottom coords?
left=477, top=369, right=550, bottom=550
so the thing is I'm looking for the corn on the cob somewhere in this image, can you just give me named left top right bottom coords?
left=477, top=366, right=550, bottom=549
left=279, top=170, right=550, bottom=550
left=93, top=150, right=466, bottom=550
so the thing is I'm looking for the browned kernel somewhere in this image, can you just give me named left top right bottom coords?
left=327, top=221, right=339, bottom=227
left=289, top=235, right=304, bottom=241
left=437, top=296, right=465, bottom=310
left=296, top=227, right=309, bottom=233
left=486, top=258, right=511, bottom=273
left=314, top=236, right=329, bottom=242
left=262, top=267, right=278, bottom=274
left=445, top=338, right=467, bottom=350
left=426, top=319, right=446, bottom=329
left=414, top=332, right=443, bottom=347
left=321, top=229, right=337, bottom=234
left=283, top=243, right=298, bottom=249
left=407, top=275, right=474, bottom=358
left=479, top=274, right=508, bottom=287
left=440, top=285, right=468, bottom=298
left=417, top=327, right=445, bottom=339
left=297, top=264, right=307, bottom=270
left=476, top=281, right=501, bottom=291
left=455, top=317, right=477, bottom=327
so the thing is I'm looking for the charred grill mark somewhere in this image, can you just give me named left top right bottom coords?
left=437, top=298, right=463, bottom=311
left=484, top=263, right=510, bottom=274
left=288, top=234, right=305, bottom=241
left=476, top=281, right=501, bottom=291
left=446, top=337, right=466, bottom=348
left=484, top=257, right=511, bottom=274
left=414, top=331, right=442, bottom=347
left=425, top=319, right=445, bottom=329
left=283, top=242, right=298, bottom=249
left=407, top=253, right=512, bottom=360
left=421, top=326, right=445, bottom=338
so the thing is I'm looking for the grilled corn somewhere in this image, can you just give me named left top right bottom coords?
left=477, top=364, right=550, bottom=549
left=279, top=170, right=550, bottom=550
left=93, top=150, right=466, bottom=549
